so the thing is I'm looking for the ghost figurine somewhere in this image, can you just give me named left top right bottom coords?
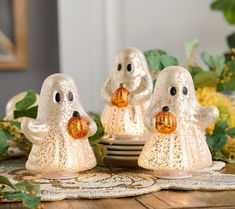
left=138, top=66, right=219, bottom=179
left=21, top=74, right=97, bottom=179
left=101, top=47, right=153, bottom=140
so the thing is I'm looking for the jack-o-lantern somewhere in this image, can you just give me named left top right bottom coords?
left=155, top=111, right=177, bottom=135
left=67, top=111, right=90, bottom=139
left=111, top=83, right=129, bottom=108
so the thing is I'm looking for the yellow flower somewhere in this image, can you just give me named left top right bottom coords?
left=196, top=87, right=235, bottom=134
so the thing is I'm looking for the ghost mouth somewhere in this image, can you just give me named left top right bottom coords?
left=155, top=107, right=177, bottom=135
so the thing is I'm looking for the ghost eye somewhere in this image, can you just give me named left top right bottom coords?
left=127, top=64, right=132, bottom=72
left=55, top=93, right=61, bottom=103
left=170, top=87, right=177, bottom=96
left=183, top=87, right=188, bottom=95
left=117, top=63, right=122, bottom=71
left=68, top=92, right=73, bottom=101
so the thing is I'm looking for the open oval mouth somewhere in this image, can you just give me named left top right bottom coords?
left=155, top=111, right=177, bottom=135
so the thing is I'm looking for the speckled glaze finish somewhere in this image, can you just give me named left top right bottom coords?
left=21, top=74, right=97, bottom=179
left=101, top=47, right=153, bottom=139
left=138, top=66, right=219, bottom=175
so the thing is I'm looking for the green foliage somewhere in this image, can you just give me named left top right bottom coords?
left=15, top=91, right=37, bottom=111
left=193, top=71, right=218, bottom=88
left=13, top=91, right=38, bottom=119
left=144, top=49, right=179, bottom=72
left=0, top=128, right=13, bottom=158
left=211, top=0, right=235, bottom=24
left=0, top=91, right=38, bottom=159
left=88, top=112, right=105, bottom=145
left=14, top=106, right=38, bottom=119
left=201, top=51, right=225, bottom=75
left=227, top=32, right=235, bottom=48
left=185, top=38, right=199, bottom=59
left=0, top=175, right=41, bottom=208
left=206, top=120, right=235, bottom=162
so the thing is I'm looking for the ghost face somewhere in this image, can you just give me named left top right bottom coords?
left=152, top=66, right=198, bottom=116
left=110, top=48, right=147, bottom=90
left=37, top=74, right=82, bottom=124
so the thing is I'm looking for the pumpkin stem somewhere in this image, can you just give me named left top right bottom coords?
left=120, top=83, right=124, bottom=87
left=73, top=111, right=80, bottom=117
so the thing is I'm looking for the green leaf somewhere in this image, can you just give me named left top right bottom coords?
left=0, top=139, right=9, bottom=157
left=3, top=192, right=41, bottom=209
left=15, top=182, right=40, bottom=194
left=88, top=113, right=105, bottom=144
left=185, top=38, right=199, bottom=59
left=212, top=135, right=228, bottom=151
left=213, top=121, right=229, bottom=135
left=222, top=75, right=235, bottom=92
left=226, top=60, right=235, bottom=74
left=211, top=0, right=235, bottom=11
left=160, top=54, right=179, bottom=67
left=201, top=51, right=225, bottom=75
left=211, top=0, right=235, bottom=24
left=144, top=49, right=178, bottom=72
left=0, top=128, right=12, bottom=140
left=224, top=5, right=235, bottom=24
left=226, top=128, right=235, bottom=137
left=10, top=121, right=21, bottom=129
left=206, top=136, right=215, bottom=149
left=227, top=32, right=235, bottom=48
left=14, top=106, right=38, bottom=119
left=193, top=71, right=218, bottom=88
left=0, top=176, right=16, bottom=190
left=15, top=91, right=37, bottom=111
left=187, top=66, right=204, bottom=78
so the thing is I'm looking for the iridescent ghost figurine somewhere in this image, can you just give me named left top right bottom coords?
left=101, top=47, right=153, bottom=140
left=22, top=74, right=97, bottom=179
left=138, top=66, right=219, bottom=179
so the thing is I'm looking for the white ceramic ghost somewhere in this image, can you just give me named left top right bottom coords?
left=21, top=73, right=97, bottom=179
left=138, top=66, right=219, bottom=179
left=101, top=47, right=153, bottom=140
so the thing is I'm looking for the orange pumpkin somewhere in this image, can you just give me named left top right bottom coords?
left=111, top=83, right=129, bottom=108
left=155, top=111, right=177, bottom=135
left=67, top=111, right=90, bottom=139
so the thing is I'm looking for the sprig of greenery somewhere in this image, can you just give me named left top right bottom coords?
left=0, top=175, right=41, bottom=208
left=206, top=120, right=235, bottom=162
left=144, top=49, right=178, bottom=72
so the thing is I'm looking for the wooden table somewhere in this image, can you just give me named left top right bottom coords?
left=2, top=163, right=235, bottom=209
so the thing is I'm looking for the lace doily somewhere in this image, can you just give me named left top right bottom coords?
left=1, top=159, right=235, bottom=201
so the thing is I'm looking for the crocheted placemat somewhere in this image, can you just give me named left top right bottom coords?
left=0, top=159, right=234, bottom=201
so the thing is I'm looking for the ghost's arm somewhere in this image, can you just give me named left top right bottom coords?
left=82, top=114, right=97, bottom=138
left=21, top=118, right=49, bottom=145
left=195, top=105, right=219, bottom=130
left=129, top=74, right=153, bottom=105
left=144, top=104, right=157, bottom=133
left=101, top=78, right=112, bottom=105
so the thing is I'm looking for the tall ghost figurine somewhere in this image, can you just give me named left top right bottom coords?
left=138, top=66, right=219, bottom=179
left=21, top=74, right=97, bottom=179
left=101, top=47, right=153, bottom=140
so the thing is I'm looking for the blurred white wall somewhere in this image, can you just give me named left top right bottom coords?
left=58, top=0, right=234, bottom=112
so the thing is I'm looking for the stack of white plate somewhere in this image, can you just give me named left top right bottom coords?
left=100, top=139, right=145, bottom=167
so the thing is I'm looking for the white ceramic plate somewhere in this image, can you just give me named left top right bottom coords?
left=107, top=150, right=141, bottom=156
left=105, top=155, right=139, bottom=160
left=105, top=145, right=144, bottom=150
left=100, top=139, right=145, bottom=145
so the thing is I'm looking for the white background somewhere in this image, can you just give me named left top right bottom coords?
left=58, top=0, right=234, bottom=113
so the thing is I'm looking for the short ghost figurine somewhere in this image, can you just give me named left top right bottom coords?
left=22, top=74, right=97, bottom=179
left=101, top=47, right=153, bottom=140
left=138, top=66, right=219, bottom=179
